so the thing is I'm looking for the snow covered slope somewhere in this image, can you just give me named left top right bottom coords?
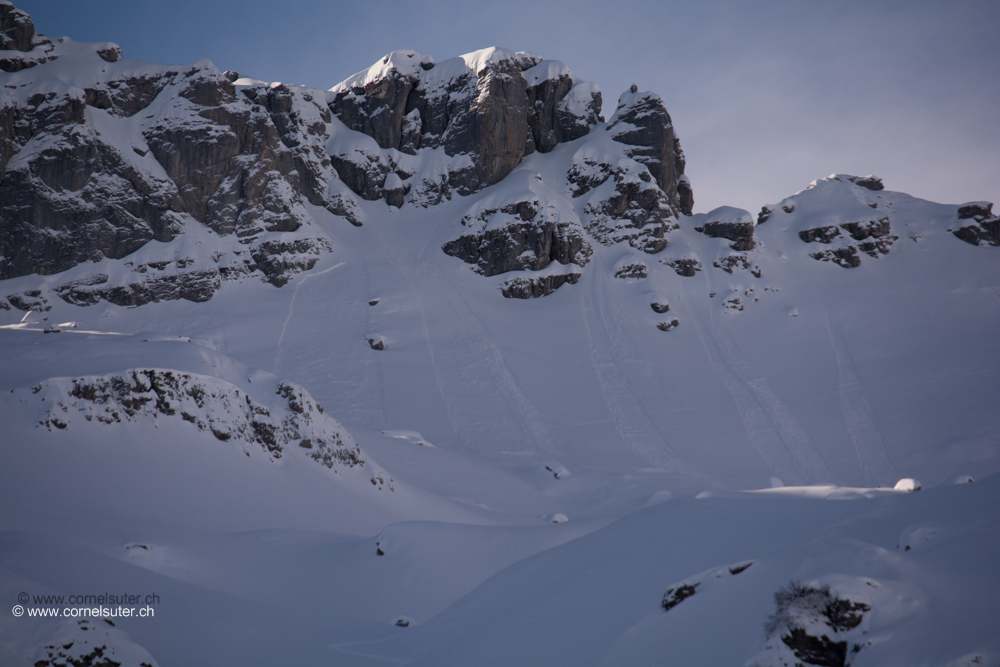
left=2, top=3, right=998, bottom=665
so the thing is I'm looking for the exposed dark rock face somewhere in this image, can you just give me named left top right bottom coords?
left=55, top=270, right=221, bottom=307
left=650, top=301, right=669, bottom=313
left=0, top=90, right=186, bottom=279
left=443, top=185, right=592, bottom=277
left=0, top=5, right=347, bottom=296
left=31, top=370, right=364, bottom=469
left=606, top=90, right=690, bottom=216
left=799, top=226, right=842, bottom=244
left=798, top=216, right=897, bottom=267
left=758, top=205, right=773, bottom=224
left=571, top=157, right=677, bottom=253
left=810, top=246, right=861, bottom=268
left=954, top=218, right=1000, bottom=246
left=661, top=583, right=698, bottom=609
left=695, top=208, right=757, bottom=251
left=522, top=62, right=601, bottom=154
left=0, top=1, right=35, bottom=51
left=781, top=628, right=848, bottom=667
left=3, top=7, right=697, bottom=305
left=613, top=262, right=647, bottom=279
left=329, top=49, right=606, bottom=205
left=664, top=258, right=702, bottom=277
left=958, top=201, right=993, bottom=219
left=847, top=175, right=884, bottom=191
left=6, top=288, right=49, bottom=311
left=840, top=217, right=891, bottom=241
left=500, top=273, right=580, bottom=298
left=714, top=254, right=751, bottom=274
left=767, top=582, right=871, bottom=667
left=656, top=319, right=680, bottom=331
left=954, top=202, right=1000, bottom=246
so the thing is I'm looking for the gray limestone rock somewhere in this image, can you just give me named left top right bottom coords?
left=500, top=273, right=580, bottom=299
left=840, top=217, right=891, bottom=241
left=571, top=158, right=676, bottom=254
left=443, top=197, right=592, bottom=277
left=664, top=258, right=702, bottom=277
left=692, top=210, right=755, bottom=250
left=0, top=2, right=34, bottom=51
left=799, top=226, right=842, bottom=244
left=848, top=175, right=884, bottom=191
left=0, top=11, right=330, bottom=289
left=55, top=270, right=222, bottom=307
left=958, top=201, right=993, bottom=220
left=607, top=89, right=691, bottom=216
left=810, top=246, right=861, bottom=268
left=953, top=217, right=1000, bottom=247
left=329, top=50, right=604, bottom=204
left=331, top=66, right=418, bottom=152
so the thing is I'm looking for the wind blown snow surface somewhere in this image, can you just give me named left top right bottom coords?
left=2, top=32, right=999, bottom=667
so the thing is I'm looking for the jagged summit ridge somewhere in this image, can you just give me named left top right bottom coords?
left=327, top=46, right=606, bottom=204
left=0, top=1, right=694, bottom=307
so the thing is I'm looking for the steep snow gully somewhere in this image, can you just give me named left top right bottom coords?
left=2, top=3, right=998, bottom=665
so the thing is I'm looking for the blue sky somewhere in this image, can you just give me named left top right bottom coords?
left=15, top=0, right=999, bottom=214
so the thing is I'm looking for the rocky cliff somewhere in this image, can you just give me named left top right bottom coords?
left=0, top=2, right=699, bottom=306
left=0, top=4, right=694, bottom=306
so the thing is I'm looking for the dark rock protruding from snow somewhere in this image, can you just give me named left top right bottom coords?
left=329, top=48, right=604, bottom=203
left=330, top=51, right=429, bottom=153
left=442, top=174, right=592, bottom=277
left=522, top=60, right=602, bottom=154
left=500, top=273, right=581, bottom=299
left=695, top=206, right=756, bottom=251
left=847, top=175, right=884, bottom=191
left=0, top=5, right=343, bottom=289
left=958, top=201, right=993, bottom=220
left=0, top=1, right=34, bottom=52
left=607, top=90, right=691, bottom=216
left=954, top=202, right=1000, bottom=246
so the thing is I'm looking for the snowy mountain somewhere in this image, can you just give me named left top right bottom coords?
left=2, top=3, right=998, bottom=666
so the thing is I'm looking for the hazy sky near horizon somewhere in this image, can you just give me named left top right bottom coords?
left=15, top=0, right=999, bottom=215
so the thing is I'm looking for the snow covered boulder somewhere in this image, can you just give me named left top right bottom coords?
left=847, top=174, right=884, bottom=191
left=893, top=478, right=922, bottom=491
left=957, top=201, right=993, bottom=220
left=694, top=205, right=756, bottom=251
left=953, top=202, right=1000, bottom=247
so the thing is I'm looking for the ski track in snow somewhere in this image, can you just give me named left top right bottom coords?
left=689, top=289, right=833, bottom=485
left=477, top=336, right=557, bottom=456
left=272, top=262, right=345, bottom=376
left=581, top=254, right=694, bottom=473
left=824, top=313, right=899, bottom=486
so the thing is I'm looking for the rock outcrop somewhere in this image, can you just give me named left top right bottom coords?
left=0, top=4, right=360, bottom=298
left=442, top=173, right=592, bottom=277
left=27, top=369, right=368, bottom=471
left=328, top=48, right=604, bottom=204
left=695, top=206, right=756, bottom=250
left=953, top=201, right=999, bottom=246
left=0, top=4, right=696, bottom=305
left=606, top=88, right=691, bottom=216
